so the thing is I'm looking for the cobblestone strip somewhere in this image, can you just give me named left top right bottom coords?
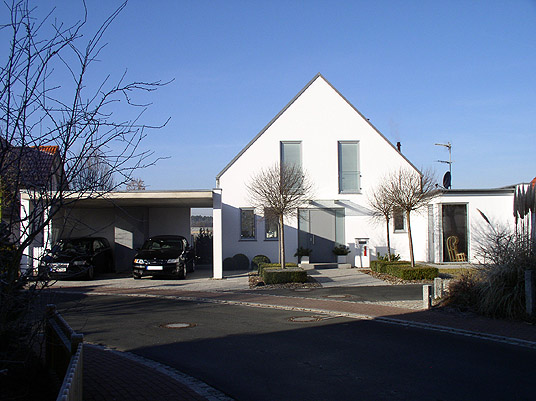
left=85, top=344, right=234, bottom=401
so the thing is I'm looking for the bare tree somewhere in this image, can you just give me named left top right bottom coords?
left=0, top=0, right=166, bottom=385
left=247, top=163, right=313, bottom=268
left=125, top=177, right=146, bottom=191
left=383, top=168, right=439, bottom=266
left=70, top=149, right=116, bottom=191
left=368, top=182, right=394, bottom=261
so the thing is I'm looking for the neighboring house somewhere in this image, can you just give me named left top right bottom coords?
left=0, top=143, right=64, bottom=237
left=216, top=73, right=429, bottom=266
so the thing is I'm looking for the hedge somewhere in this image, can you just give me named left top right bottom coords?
left=262, top=267, right=307, bottom=284
left=371, top=260, right=438, bottom=280
left=251, top=255, right=271, bottom=271
left=233, top=253, right=250, bottom=270
left=370, top=260, right=410, bottom=274
left=223, top=257, right=237, bottom=270
left=258, top=262, right=298, bottom=275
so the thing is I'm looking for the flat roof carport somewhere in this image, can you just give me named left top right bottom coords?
left=20, top=189, right=224, bottom=279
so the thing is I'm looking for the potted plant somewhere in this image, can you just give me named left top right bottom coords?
left=294, top=247, right=312, bottom=264
left=333, top=244, right=350, bottom=264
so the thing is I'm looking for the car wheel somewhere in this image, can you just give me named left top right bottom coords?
left=86, top=265, right=95, bottom=280
left=133, top=272, right=142, bottom=280
left=187, top=259, right=195, bottom=273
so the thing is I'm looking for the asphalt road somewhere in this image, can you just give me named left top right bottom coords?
left=49, top=292, right=535, bottom=401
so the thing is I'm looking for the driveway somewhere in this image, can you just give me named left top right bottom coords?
left=51, top=264, right=388, bottom=292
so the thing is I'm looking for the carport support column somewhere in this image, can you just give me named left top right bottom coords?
left=19, top=193, right=31, bottom=273
left=212, top=188, right=223, bottom=279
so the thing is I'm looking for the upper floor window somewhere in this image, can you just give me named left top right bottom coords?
left=338, top=141, right=360, bottom=193
left=240, top=208, right=256, bottom=240
left=280, top=141, right=302, bottom=168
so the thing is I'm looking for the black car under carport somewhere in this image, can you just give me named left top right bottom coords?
left=132, top=235, right=195, bottom=279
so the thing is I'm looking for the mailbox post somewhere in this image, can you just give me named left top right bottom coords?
left=354, top=238, right=370, bottom=268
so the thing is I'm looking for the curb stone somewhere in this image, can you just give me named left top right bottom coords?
left=86, top=344, right=235, bottom=401
left=58, top=289, right=536, bottom=350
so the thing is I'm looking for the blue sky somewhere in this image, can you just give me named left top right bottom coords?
left=13, top=1, right=536, bottom=190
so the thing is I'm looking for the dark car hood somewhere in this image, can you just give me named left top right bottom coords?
left=43, top=250, right=89, bottom=263
left=134, top=248, right=181, bottom=260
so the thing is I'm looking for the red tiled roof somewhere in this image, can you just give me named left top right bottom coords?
left=36, top=145, right=59, bottom=155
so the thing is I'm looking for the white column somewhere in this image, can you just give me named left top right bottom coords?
left=19, top=193, right=31, bottom=273
left=212, top=188, right=223, bottom=279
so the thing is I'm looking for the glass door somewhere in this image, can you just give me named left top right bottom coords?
left=442, top=204, right=468, bottom=262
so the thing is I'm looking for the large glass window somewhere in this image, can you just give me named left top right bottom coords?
left=393, top=207, right=406, bottom=232
left=338, top=141, right=360, bottom=193
left=442, top=204, right=468, bottom=262
left=280, top=141, right=302, bottom=168
left=264, top=210, right=279, bottom=240
left=240, top=208, right=256, bottom=240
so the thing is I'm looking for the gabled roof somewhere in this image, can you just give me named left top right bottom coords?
left=216, top=73, right=420, bottom=181
left=1, top=145, right=60, bottom=189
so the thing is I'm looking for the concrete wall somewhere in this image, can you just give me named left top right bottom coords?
left=218, top=75, right=428, bottom=264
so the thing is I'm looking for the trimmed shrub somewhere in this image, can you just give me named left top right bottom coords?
left=223, top=257, right=237, bottom=271
left=262, top=267, right=307, bottom=284
left=232, top=253, right=250, bottom=270
left=371, top=260, right=439, bottom=280
left=251, top=255, right=270, bottom=271
left=258, top=262, right=298, bottom=275
left=396, top=265, right=439, bottom=280
left=371, top=260, right=409, bottom=274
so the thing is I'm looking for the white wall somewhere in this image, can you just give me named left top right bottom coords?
left=218, top=75, right=428, bottom=264
left=431, top=190, right=515, bottom=263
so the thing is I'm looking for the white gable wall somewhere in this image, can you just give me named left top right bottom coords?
left=218, top=75, right=429, bottom=265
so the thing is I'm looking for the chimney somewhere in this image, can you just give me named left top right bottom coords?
left=396, top=142, right=401, bottom=152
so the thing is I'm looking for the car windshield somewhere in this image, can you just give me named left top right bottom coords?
left=52, top=239, right=92, bottom=253
left=141, top=238, right=183, bottom=251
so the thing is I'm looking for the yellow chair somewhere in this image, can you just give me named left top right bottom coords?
left=446, top=236, right=467, bottom=262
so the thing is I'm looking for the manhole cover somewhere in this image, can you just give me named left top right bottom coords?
left=160, top=322, right=196, bottom=329
left=325, top=294, right=350, bottom=299
left=288, top=316, right=325, bottom=323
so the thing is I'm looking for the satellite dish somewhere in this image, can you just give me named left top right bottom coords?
left=443, top=171, right=451, bottom=189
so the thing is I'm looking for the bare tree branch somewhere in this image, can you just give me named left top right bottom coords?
left=382, top=167, right=439, bottom=266
left=247, top=163, right=313, bottom=268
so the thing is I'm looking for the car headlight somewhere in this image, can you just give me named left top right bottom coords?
left=133, top=259, right=145, bottom=264
left=166, top=258, right=180, bottom=264
left=73, top=260, right=88, bottom=266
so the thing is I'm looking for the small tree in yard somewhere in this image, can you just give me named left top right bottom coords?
left=368, top=182, right=394, bottom=261
left=0, top=1, right=165, bottom=395
left=383, top=168, right=439, bottom=267
left=247, top=163, right=313, bottom=269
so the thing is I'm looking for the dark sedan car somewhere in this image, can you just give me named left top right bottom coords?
left=39, top=237, right=114, bottom=280
left=132, top=235, right=195, bottom=280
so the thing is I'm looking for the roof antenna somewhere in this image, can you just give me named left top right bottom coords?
left=435, top=142, right=452, bottom=189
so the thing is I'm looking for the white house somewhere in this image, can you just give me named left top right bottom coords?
left=19, top=73, right=525, bottom=278
left=216, top=73, right=430, bottom=267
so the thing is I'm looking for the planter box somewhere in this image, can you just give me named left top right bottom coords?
left=300, top=256, right=310, bottom=264
left=337, top=255, right=347, bottom=264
